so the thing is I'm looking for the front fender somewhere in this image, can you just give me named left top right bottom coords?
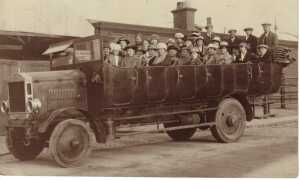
left=37, top=107, right=107, bottom=142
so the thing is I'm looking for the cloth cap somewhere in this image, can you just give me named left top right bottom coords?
left=228, top=29, right=237, bottom=33
left=244, top=27, right=254, bottom=31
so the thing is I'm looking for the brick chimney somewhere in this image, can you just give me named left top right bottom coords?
left=171, top=1, right=197, bottom=31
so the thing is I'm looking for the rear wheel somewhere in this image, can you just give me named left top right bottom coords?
left=163, top=115, right=197, bottom=141
left=6, top=128, right=44, bottom=161
left=210, top=98, right=246, bottom=143
left=49, top=119, right=92, bottom=167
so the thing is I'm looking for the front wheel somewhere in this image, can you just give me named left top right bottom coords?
left=210, top=98, right=246, bottom=143
left=6, top=128, right=44, bottom=161
left=49, top=119, right=92, bottom=168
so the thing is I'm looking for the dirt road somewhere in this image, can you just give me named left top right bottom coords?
left=0, top=121, right=297, bottom=177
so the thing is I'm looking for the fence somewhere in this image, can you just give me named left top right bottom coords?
left=254, top=74, right=298, bottom=118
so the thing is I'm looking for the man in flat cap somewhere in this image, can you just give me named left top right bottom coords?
left=203, top=24, right=215, bottom=46
left=244, top=27, right=258, bottom=54
left=258, top=23, right=278, bottom=49
left=176, top=45, right=192, bottom=65
left=226, top=29, right=241, bottom=55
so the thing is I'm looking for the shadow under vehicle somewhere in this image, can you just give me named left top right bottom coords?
left=1, top=35, right=294, bottom=167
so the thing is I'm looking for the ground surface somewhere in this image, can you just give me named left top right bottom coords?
left=0, top=117, right=297, bottom=178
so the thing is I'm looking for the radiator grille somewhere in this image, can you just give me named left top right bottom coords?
left=8, top=82, right=26, bottom=112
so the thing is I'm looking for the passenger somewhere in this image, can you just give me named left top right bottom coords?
left=257, top=44, right=272, bottom=63
left=135, top=33, right=143, bottom=50
left=166, top=38, right=176, bottom=47
left=218, top=41, right=233, bottom=64
left=193, top=35, right=206, bottom=58
left=212, top=36, right=221, bottom=49
left=184, top=36, right=194, bottom=50
left=258, top=23, right=278, bottom=49
left=107, top=43, right=122, bottom=66
left=244, top=27, right=258, bottom=54
left=150, top=34, right=160, bottom=48
left=102, top=44, right=111, bottom=63
left=235, top=42, right=257, bottom=63
left=149, top=43, right=170, bottom=66
left=142, top=39, right=150, bottom=57
left=227, top=29, right=241, bottom=55
left=203, top=24, right=215, bottom=46
left=165, top=45, right=180, bottom=66
left=176, top=45, right=192, bottom=65
left=122, top=45, right=140, bottom=68
left=190, top=47, right=204, bottom=65
left=174, top=32, right=185, bottom=48
left=141, top=45, right=158, bottom=66
left=117, top=37, right=130, bottom=57
left=203, top=43, right=220, bottom=65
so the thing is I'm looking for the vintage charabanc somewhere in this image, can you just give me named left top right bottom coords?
left=1, top=35, right=293, bottom=167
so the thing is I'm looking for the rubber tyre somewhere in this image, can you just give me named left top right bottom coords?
left=210, top=98, right=246, bottom=143
left=49, top=119, right=92, bottom=168
left=6, top=127, right=44, bottom=161
left=164, top=119, right=197, bottom=141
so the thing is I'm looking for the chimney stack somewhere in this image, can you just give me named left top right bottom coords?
left=171, top=1, right=197, bottom=31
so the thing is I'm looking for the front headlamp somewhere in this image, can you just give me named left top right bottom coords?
left=27, top=98, right=42, bottom=113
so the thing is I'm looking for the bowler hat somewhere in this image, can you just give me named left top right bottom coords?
left=117, top=37, right=130, bottom=44
left=167, top=45, right=179, bottom=51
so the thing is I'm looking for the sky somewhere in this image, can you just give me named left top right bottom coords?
left=0, top=0, right=298, bottom=40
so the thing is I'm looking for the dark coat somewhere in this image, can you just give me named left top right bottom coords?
left=203, top=32, right=215, bottom=46
left=258, top=31, right=278, bottom=49
left=235, top=51, right=258, bottom=63
left=245, top=34, right=258, bottom=53
left=227, top=36, right=242, bottom=55
left=257, top=50, right=273, bottom=63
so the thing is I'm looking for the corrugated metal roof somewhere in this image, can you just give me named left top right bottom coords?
left=42, top=40, right=74, bottom=55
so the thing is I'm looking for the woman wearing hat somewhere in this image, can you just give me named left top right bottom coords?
left=174, top=32, right=185, bottom=48
left=164, top=45, right=180, bottom=66
left=235, top=42, right=257, bottom=63
left=203, top=43, right=220, bottom=65
left=141, top=44, right=158, bottom=67
left=121, top=45, right=141, bottom=68
left=150, top=42, right=171, bottom=66
left=218, top=41, right=233, bottom=64
left=176, top=45, right=192, bottom=65
left=193, top=35, right=206, bottom=58
left=149, top=34, right=160, bottom=48
left=117, top=37, right=130, bottom=57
